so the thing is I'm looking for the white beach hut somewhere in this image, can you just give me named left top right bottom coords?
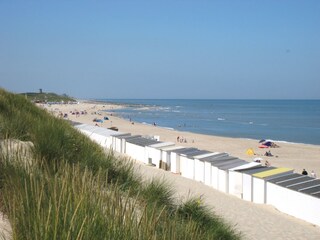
left=217, top=159, right=248, bottom=193
left=210, top=156, right=240, bottom=190
left=228, top=162, right=262, bottom=198
left=251, top=167, right=294, bottom=204
left=125, top=137, right=160, bottom=164
left=267, top=174, right=320, bottom=227
left=238, top=167, right=273, bottom=202
left=170, top=148, right=198, bottom=174
left=202, top=153, right=229, bottom=187
left=194, top=152, right=224, bottom=183
left=160, top=146, right=186, bottom=171
left=112, top=133, right=132, bottom=152
left=145, top=142, right=175, bottom=168
left=180, top=150, right=212, bottom=180
left=74, top=123, right=125, bottom=148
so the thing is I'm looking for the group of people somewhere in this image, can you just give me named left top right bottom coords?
left=264, top=150, right=273, bottom=157
left=177, top=136, right=187, bottom=143
left=302, top=169, right=317, bottom=178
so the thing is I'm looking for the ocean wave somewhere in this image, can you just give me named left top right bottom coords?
left=217, top=118, right=225, bottom=121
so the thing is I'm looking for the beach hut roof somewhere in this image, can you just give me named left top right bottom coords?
left=160, top=145, right=186, bottom=151
left=114, top=134, right=135, bottom=139
left=201, top=153, right=230, bottom=162
left=207, top=156, right=238, bottom=164
left=300, top=185, right=320, bottom=195
left=181, top=150, right=212, bottom=158
left=171, top=147, right=199, bottom=154
left=74, top=124, right=126, bottom=136
left=193, top=152, right=217, bottom=159
left=312, top=192, right=320, bottom=198
left=218, top=160, right=248, bottom=170
left=229, top=161, right=262, bottom=171
left=252, top=168, right=294, bottom=179
left=148, top=142, right=175, bottom=148
left=275, top=176, right=311, bottom=187
left=267, top=173, right=302, bottom=184
left=237, top=166, right=275, bottom=175
left=126, top=137, right=160, bottom=147
left=289, top=179, right=320, bottom=191
left=211, top=158, right=242, bottom=167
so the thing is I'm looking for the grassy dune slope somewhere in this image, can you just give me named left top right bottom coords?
left=0, top=88, right=240, bottom=239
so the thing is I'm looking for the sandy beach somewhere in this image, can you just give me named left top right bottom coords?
left=43, top=101, right=320, bottom=175
left=40, top=101, right=320, bottom=239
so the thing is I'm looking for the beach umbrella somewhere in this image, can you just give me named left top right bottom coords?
left=104, top=116, right=109, bottom=120
left=263, top=141, right=272, bottom=147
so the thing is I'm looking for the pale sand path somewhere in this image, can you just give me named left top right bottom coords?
left=41, top=102, right=320, bottom=239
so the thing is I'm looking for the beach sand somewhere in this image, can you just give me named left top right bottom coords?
left=40, top=101, right=320, bottom=239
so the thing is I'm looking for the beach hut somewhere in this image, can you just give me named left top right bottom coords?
left=74, top=123, right=125, bottom=148
left=179, top=150, right=212, bottom=180
left=112, top=133, right=132, bottom=152
left=228, top=162, right=262, bottom=198
left=208, top=157, right=245, bottom=192
left=266, top=174, right=320, bottom=227
left=210, top=156, right=240, bottom=190
left=145, top=142, right=175, bottom=168
left=251, top=167, right=294, bottom=204
left=238, top=167, right=273, bottom=202
left=202, top=153, right=229, bottom=187
left=170, top=148, right=198, bottom=174
left=217, top=159, right=248, bottom=193
left=194, top=152, right=221, bottom=183
left=125, top=137, right=160, bottom=164
left=160, top=146, right=186, bottom=171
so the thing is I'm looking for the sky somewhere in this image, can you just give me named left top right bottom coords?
left=0, top=1, right=319, bottom=99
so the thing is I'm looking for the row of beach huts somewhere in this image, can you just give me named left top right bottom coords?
left=74, top=123, right=320, bottom=227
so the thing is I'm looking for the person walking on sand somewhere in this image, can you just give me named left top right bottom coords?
left=310, top=170, right=317, bottom=178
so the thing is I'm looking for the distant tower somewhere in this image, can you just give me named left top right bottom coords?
left=39, top=88, right=43, bottom=94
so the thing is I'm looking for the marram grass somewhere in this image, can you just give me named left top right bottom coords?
left=0, top=88, right=241, bottom=239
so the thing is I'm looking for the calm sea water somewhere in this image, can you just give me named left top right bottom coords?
left=98, top=99, right=320, bottom=145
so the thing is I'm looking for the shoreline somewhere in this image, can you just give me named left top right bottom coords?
left=124, top=119, right=320, bottom=148
left=97, top=99, right=320, bottom=146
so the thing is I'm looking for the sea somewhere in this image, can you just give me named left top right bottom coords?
left=98, top=99, right=320, bottom=146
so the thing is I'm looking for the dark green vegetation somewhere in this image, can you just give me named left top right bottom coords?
left=0, top=88, right=241, bottom=239
left=20, top=91, right=76, bottom=103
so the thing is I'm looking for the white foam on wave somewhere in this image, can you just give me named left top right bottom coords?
left=217, top=118, right=225, bottom=121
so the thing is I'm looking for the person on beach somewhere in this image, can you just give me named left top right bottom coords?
left=302, top=169, right=308, bottom=175
left=265, top=150, right=273, bottom=157
left=310, top=170, right=317, bottom=178
left=265, top=160, right=270, bottom=167
left=177, top=136, right=180, bottom=142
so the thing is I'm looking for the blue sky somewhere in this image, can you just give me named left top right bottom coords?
left=0, top=1, right=319, bottom=99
